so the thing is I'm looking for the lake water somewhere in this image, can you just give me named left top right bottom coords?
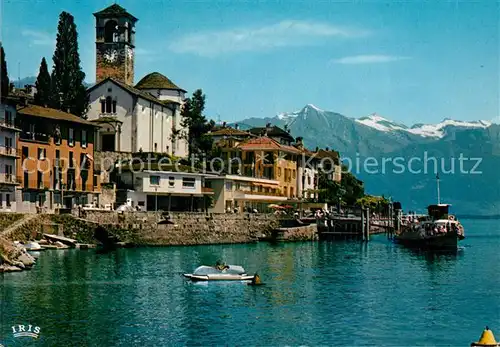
left=1, top=219, right=499, bottom=346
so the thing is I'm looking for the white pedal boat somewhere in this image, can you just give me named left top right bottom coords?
left=184, top=265, right=255, bottom=281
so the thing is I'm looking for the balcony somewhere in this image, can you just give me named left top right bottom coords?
left=233, top=189, right=287, bottom=202
left=0, top=119, right=21, bottom=132
left=0, top=174, right=18, bottom=185
left=0, top=146, right=19, bottom=158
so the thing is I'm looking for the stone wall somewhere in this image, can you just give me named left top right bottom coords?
left=77, top=210, right=280, bottom=246
left=281, top=224, right=318, bottom=241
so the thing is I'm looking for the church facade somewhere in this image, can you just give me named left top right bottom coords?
left=86, top=4, right=188, bottom=157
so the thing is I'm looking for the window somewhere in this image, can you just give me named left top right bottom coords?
left=69, top=128, right=74, bottom=146
left=278, top=168, right=281, bottom=177
left=37, top=171, right=43, bottom=189
left=29, top=123, right=35, bottom=140
left=235, top=183, right=241, bottom=190
left=225, top=182, right=232, bottom=191
left=308, top=176, right=311, bottom=185
left=81, top=130, right=87, bottom=148
left=150, top=175, right=160, bottom=186
left=292, top=170, right=296, bottom=179
left=104, top=20, right=118, bottom=43
left=5, top=137, right=12, bottom=149
left=38, top=148, right=46, bottom=160
left=5, top=111, right=12, bottom=125
left=100, top=99, right=105, bottom=113
left=5, top=165, right=13, bottom=181
left=112, top=100, right=117, bottom=113
left=80, top=153, right=86, bottom=169
left=22, top=147, right=28, bottom=160
left=23, top=171, right=29, bottom=189
left=154, top=143, right=157, bottom=152
left=93, top=175, right=98, bottom=188
left=168, top=176, right=175, bottom=187
left=105, top=96, right=112, bottom=113
left=6, top=194, right=10, bottom=207
left=182, top=177, right=196, bottom=188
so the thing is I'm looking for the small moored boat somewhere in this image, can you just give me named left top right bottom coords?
left=184, top=265, right=255, bottom=281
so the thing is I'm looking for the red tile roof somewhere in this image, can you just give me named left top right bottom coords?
left=237, top=136, right=301, bottom=154
left=17, top=105, right=97, bottom=126
left=208, top=127, right=253, bottom=137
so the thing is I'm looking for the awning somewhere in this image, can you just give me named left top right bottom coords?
left=252, top=182, right=278, bottom=189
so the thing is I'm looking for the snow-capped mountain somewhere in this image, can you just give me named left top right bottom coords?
left=356, top=113, right=492, bottom=138
left=356, top=114, right=408, bottom=132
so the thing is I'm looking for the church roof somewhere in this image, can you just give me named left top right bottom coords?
left=135, top=72, right=186, bottom=92
left=93, top=4, right=138, bottom=22
left=87, top=77, right=180, bottom=108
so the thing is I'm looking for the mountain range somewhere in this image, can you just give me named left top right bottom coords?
left=12, top=76, right=93, bottom=89
left=234, top=104, right=500, bottom=216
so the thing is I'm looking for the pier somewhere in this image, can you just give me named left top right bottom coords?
left=317, top=205, right=399, bottom=241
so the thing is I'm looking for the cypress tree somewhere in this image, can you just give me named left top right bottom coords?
left=34, top=57, right=51, bottom=106
left=0, top=45, right=9, bottom=99
left=50, top=11, right=88, bottom=117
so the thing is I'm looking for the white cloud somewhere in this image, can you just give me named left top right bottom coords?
left=169, top=20, right=369, bottom=57
left=22, top=30, right=55, bottom=46
left=332, top=55, right=411, bottom=64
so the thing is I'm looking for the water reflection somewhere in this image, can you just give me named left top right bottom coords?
left=1, top=222, right=499, bottom=346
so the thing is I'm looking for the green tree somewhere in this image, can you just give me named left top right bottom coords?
left=181, top=89, right=215, bottom=158
left=0, top=45, right=8, bottom=98
left=34, top=57, right=51, bottom=106
left=340, top=168, right=365, bottom=205
left=316, top=171, right=341, bottom=204
left=50, top=11, right=88, bottom=117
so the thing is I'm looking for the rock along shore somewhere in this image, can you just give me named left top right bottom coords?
left=0, top=211, right=316, bottom=272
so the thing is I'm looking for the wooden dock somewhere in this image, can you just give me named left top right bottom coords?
left=317, top=207, right=397, bottom=241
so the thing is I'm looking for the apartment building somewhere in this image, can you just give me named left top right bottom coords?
left=16, top=105, right=100, bottom=212
left=0, top=98, right=21, bottom=211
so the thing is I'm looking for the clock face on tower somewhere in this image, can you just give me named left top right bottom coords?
left=103, top=49, right=117, bottom=63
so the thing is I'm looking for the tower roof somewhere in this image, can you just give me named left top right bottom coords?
left=135, top=72, right=186, bottom=92
left=94, top=4, right=138, bottom=22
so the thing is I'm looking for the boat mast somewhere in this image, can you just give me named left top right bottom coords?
left=436, top=173, right=441, bottom=204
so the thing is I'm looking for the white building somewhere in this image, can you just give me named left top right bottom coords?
left=117, top=167, right=213, bottom=211
left=86, top=75, right=188, bottom=157
left=207, top=174, right=286, bottom=213
left=0, top=100, right=20, bottom=211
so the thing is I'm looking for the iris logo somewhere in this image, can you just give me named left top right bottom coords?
left=11, top=324, right=41, bottom=339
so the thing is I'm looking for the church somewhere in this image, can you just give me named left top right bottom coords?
left=86, top=4, right=188, bottom=157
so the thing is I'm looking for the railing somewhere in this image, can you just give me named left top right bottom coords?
left=0, top=119, right=20, bottom=131
left=20, top=131, right=50, bottom=143
left=0, top=146, right=18, bottom=157
left=0, top=174, right=17, bottom=184
left=235, top=189, right=286, bottom=197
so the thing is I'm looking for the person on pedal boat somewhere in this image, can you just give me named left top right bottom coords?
left=215, top=260, right=229, bottom=271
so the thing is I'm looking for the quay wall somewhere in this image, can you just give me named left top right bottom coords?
left=0, top=212, right=306, bottom=246
left=77, top=210, right=281, bottom=246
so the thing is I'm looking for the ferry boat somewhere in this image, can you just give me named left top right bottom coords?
left=394, top=203, right=465, bottom=250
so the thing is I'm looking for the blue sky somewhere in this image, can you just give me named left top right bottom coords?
left=2, top=0, right=499, bottom=125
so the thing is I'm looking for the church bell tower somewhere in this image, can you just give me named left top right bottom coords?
left=94, top=4, right=138, bottom=85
